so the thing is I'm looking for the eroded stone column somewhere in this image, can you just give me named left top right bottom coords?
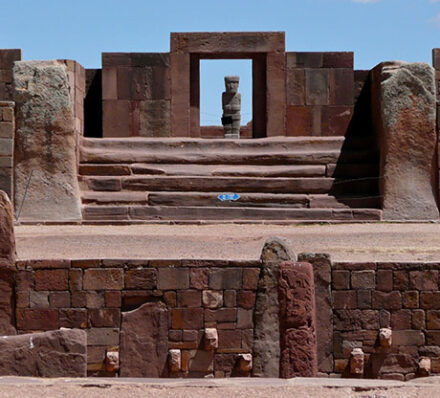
left=0, top=190, right=16, bottom=335
left=371, top=62, right=439, bottom=220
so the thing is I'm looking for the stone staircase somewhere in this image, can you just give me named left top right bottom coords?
left=78, top=137, right=382, bottom=222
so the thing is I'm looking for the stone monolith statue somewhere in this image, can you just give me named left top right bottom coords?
left=222, top=75, right=241, bottom=139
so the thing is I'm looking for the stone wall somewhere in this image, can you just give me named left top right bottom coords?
left=286, top=52, right=354, bottom=137
left=0, top=50, right=21, bottom=101
left=101, top=53, right=171, bottom=138
left=433, top=49, right=440, bottom=203
left=0, top=102, right=14, bottom=198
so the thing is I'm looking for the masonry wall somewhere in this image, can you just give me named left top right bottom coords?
left=15, top=259, right=259, bottom=377
left=0, top=50, right=21, bottom=101
left=101, top=53, right=171, bottom=138
left=433, top=49, right=440, bottom=203
left=0, top=102, right=14, bottom=199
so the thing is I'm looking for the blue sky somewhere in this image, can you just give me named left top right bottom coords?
left=1, top=0, right=439, bottom=125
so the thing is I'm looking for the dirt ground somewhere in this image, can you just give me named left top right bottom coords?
left=0, top=376, right=439, bottom=398
left=15, top=222, right=440, bottom=262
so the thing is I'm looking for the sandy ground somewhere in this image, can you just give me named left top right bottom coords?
left=15, top=222, right=440, bottom=262
left=0, top=377, right=439, bottom=398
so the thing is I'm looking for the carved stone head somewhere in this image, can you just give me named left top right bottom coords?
left=225, top=75, right=239, bottom=93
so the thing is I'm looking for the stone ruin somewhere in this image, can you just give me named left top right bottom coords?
left=0, top=31, right=440, bottom=379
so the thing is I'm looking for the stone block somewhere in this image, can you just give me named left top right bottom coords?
left=205, top=308, right=237, bottom=323
left=224, top=290, right=236, bottom=307
left=412, top=310, right=425, bottom=329
left=125, top=268, right=157, bottom=289
left=88, top=308, right=121, bottom=328
left=433, top=48, right=440, bottom=70
left=237, top=308, right=253, bottom=329
left=333, top=290, right=357, bottom=309
left=286, top=105, right=313, bottom=136
left=34, top=270, right=68, bottom=291
left=102, top=100, right=131, bottom=137
left=69, top=269, right=82, bottom=291
left=59, top=308, right=87, bottom=329
left=190, top=268, right=209, bottom=289
left=427, top=310, right=440, bottom=329
left=169, top=349, right=181, bottom=373
left=332, top=270, right=350, bottom=290
left=86, top=291, right=105, bottom=309
left=237, top=290, right=256, bottom=309
left=29, top=291, right=49, bottom=308
left=0, top=121, right=12, bottom=138
left=321, top=105, right=352, bottom=136
left=202, top=290, right=223, bottom=309
left=102, top=67, right=117, bottom=100
left=357, top=290, right=372, bottom=309
left=402, top=291, right=419, bottom=309
left=393, top=330, right=425, bottom=346
left=0, top=49, right=21, bottom=69
left=371, top=62, right=439, bottom=220
left=393, top=271, right=409, bottom=290
left=286, top=52, right=323, bottom=68
left=376, top=270, right=393, bottom=292
left=420, top=291, right=440, bottom=309
left=218, top=329, right=242, bottom=350
left=209, top=268, right=242, bottom=290
left=409, top=270, right=438, bottom=291
left=171, top=308, right=203, bottom=329
left=157, top=268, right=189, bottom=290
left=49, top=291, right=70, bottom=308
left=71, top=291, right=87, bottom=308
left=16, top=308, right=58, bottom=331
left=0, top=329, right=86, bottom=377
left=87, top=328, right=119, bottom=346
left=323, top=52, right=354, bottom=68
left=83, top=269, right=124, bottom=290
left=138, top=100, right=170, bottom=137
left=372, top=291, right=402, bottom=310
left=286, top=68, right=305, bottom=105
left=204, top=328, right=218, bottom=350
left=242, top=268, right=260, bottom=290
left=163, top=291, right=176, bottom=307
left=391, top=310, right=412, bottom=330
left=351, top=270, right=375, bottom=289
left=306, top=69, right=329, bottom=106
left=177, top=290, right=201, bottom=308
left=13, top=61, right=81, bottom=221
left=329, top=68, right=354, bottom=105
left=188, top=349, right=214, bottom=372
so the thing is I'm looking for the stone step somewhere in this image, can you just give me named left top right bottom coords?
left=80, top=176, right=378, bottom=195
left=81, top=191, right=380, bottom=209
left=82, top=205, right=382, bottom=222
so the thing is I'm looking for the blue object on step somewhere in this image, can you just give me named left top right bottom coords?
left=218, top=193, right=241, bottom=201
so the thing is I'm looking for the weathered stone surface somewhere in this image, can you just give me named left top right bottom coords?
left=371, top=62, right=438, bottom=220
left=0, top=329, right=86, bottom=376
left=13, top=61, right=81, bottom=221
left=168, top=349, right=181, bottom=373
left=120, top=302, right=168, bottom=377
left=0, top=190, right=16, bottom=335
left=278, top=261, right=318, bottom=378
left=350, top=348, right=364, bottom=376
left=204, top=328, right=218, bottom=350
left=253, top=237, right=294, bottom=378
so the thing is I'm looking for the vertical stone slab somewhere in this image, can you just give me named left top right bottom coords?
left=278, top=261, right=318, bottom=378
left=0, top=190, right=16, bottom=335
left=298, top=253, right=333, bottom=373
left=13, top=61, right=81, bottom=221
left=170, top=51, right=190, bottom=137
left=253, top=237, right=295, bottom=377
left=371, top=62, right=439, bottom=220
left=120, top=302, right=168, bottom=377
left=0, top=101, right=14, bottom=198
left=266, top=52, right=286, bottom=137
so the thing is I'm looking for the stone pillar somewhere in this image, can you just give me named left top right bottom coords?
left=371, top=61, right=439, bottom=220
left=13, top=61, right=82, bottom=221
left=278, top=261, right=318, bottom=378
left=253, top=237, right=295, bottom=377
left=0, top=102, right=14, bottom=199
left=0, top=190, right=16, bottom=335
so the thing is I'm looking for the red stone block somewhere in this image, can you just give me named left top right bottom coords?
left=171, top=308, right=203, bottom=329
left=49, top=292, right=70, bottom=308
left=323, top=52, right=354, bottom=68
left=169, top=329, right=182, bottom=341
left=237, top=308, right=253, bottom=329
left=372, top=291, right=402, bottom=310
left=16, top=270, right=33, bottom=291
left=332, top=290, right=357, bottom=309
left=351, top=270, right=375, bottom=289
left=69, top=269, right=82, bottom=291
left=242, top=268, right=260, bottom=290
left=286, top=68, right=305, bottom=106
left=321, top=106, right=353, bottom=136
left=23, top=259, right=71, bottom=270
left=59, top=308, right=87, bottom=328
left=223, top=290, right=236, bottom=307
left=125, top=268, right=157, bottom=289
left=102, top=100, right=131, bottom=138
left=16, top=291, right=29, bottom=308
left=87, top=328, right=119, bottom=346
left=190, top=268, right=209, bottom=289
left=164, top=291, right=176, bottom=307
left=433, top=49, right=440, bottom=70
left=16, top=308, right=58, bottom=331
left=266, top=51, right=286, bottom=137
left=0, top=49, right=21, bottom=69
left=286, top=106, right=313, bottom=136
left=218, top=329, right=242, bottom=350
left=86, top=291, right=105, bottom=309
left=34, top=270, right=68, bottom=291
left=420, top=292, right=440, bottom=309
left=177, top=290, right=201, bottom=308
left=393, top=271, right=409, bottom=290
left=102, top=67, right=117, bottom=100
left=209, top=268, right=242, bottom=290
left=412, top=310, right=425, bottom=329
left=402, top=291, right=419, bottom=309
left=286, top=52, right=323, bottom=68
left=332, top=270, right=350, bottom=290
left=157, top=268, right=189, bottom=290
left=83, top=269, right=124, bottom=290
left=357, top=290, right=372, bottom=309
left=88, top=308, right=121, bottom=328
left=305, top=69, right=329, bottom=106
left=70, top=291, right=86, bottom=308
left=105, top=291, right=121, bottom=308
left=236, top=290, right=256, bottom=309
left=205, top=308, right=237, bottom=323
left=409, top=270, right=438, bottom=291
left=182, top=329, right=199, bottom=342
left=391, top=310, right=412, bottom=330
left=329, top=69, right=354, bottom=105
left=376, top=270, right=393, bottom=292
